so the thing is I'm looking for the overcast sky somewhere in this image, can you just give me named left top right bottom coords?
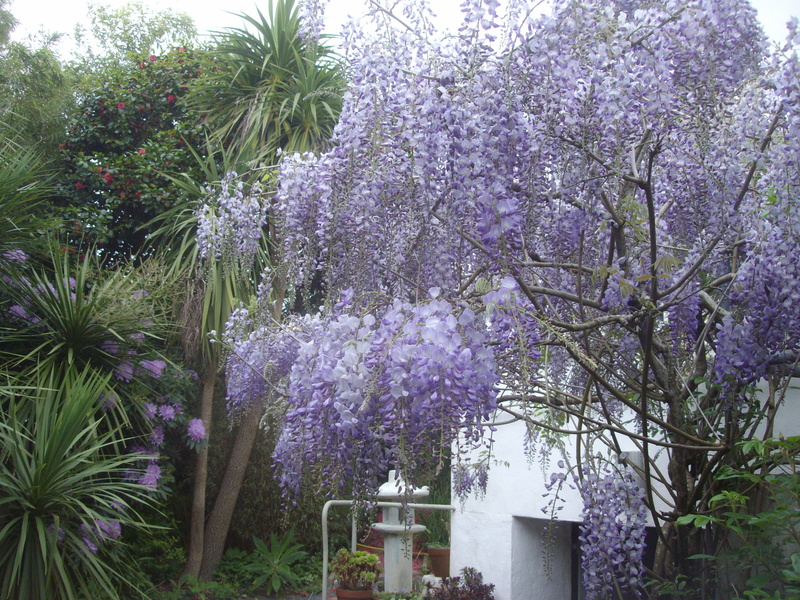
left=9, top=0, right=799, bottom=58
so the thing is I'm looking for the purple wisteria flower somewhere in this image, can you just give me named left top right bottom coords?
left=578, top=463, right=647, bottom=600
left=196, top=172, right=268, bottom=277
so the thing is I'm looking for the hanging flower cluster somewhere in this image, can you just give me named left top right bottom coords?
left=196, top=172, right=268, bottom=277
left=274, top=290, right=499, bottom=498
left=578, top=463, right=648, bottom=600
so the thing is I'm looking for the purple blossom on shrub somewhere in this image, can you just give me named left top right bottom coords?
left=139, top=462, right=161, bottom=489
left=100, top=391, right=118, bottom=411
left=0, top=249, right=28, bottom=263
left=47, top=523, right=65, bottom=543
left=95, top=519, right=122, bottom=540
left=139, top=359, right=166, bottom=379
left=99, top=339, right=120, bottom=355
left=149, top=425, right=164, bottom=447
left=143, top=402, right=158, bottom=420
left=158, top=404, right=178, bottom=421
left=187, top=418, right=206, bottom=442
left=8, top=304, right=38, bottom=324
left=114, top=360, right=134, bottom=382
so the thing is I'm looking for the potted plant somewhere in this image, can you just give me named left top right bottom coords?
left=420, top=469, right=451, bottom=578
left=421, top=514, right=450, bottom=578
left=330, top=548, right=382, bottom=599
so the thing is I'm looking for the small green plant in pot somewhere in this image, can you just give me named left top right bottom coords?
left=330, top=549, right=381, bottom=599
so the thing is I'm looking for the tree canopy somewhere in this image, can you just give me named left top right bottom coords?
left=212, top=0, right=800, bottom=595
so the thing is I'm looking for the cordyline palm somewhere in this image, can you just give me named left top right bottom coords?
left=0, top=244, right=175, bottom=427
left=159, top=0, right=344, bottom=579
left=0, top=367, right=157, bottom=600
left=148, top=145, right=264, bottom=579
left=191, top=0, right=343, bottom=161
left=0, top=137, right=52, bottom=258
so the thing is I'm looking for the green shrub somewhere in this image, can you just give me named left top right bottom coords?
left=245, top=529, right=307, bottom=594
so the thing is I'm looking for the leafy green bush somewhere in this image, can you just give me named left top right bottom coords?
left=420, top=465, right=451, bottom=549
left=677, top=437, right=800, bottom=599
left=375, top=592, right=425, bottom=600
left=245, top=530, right=307, bottom=594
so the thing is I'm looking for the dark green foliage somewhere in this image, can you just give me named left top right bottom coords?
left=0, top=245, right=176, bottom=392
left=57, top=47, right=208, bottom=260
left=426, top=568, right=495, bottom=600
left=0, top=139, right=54, bottom=257
left=420, top=466, right=451, bottom=549
left=73, top=1, right=197, bottom=71
left=0, top=39, right=74, bottom=154
left=193, top=0, right=344, bottom=160
left=124, top=514, right=187, bottom=588
left=245, top=530, right=307, bottom=594
left=677, top=437, right=800, bottom=598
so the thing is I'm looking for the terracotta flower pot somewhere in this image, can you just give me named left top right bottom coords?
left=335, top=589, right=374, bottom=600
left=427, top=546, right=450, bottom=578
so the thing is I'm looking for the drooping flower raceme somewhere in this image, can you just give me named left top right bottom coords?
left=225, top=310, right=312, bottom=420
left=578, top=463, right=648, bottom=600
left=274, top=291, right=500, bottom=499
left=196, top=172, right=268, bottom=277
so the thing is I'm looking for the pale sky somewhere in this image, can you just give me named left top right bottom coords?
left=9, top=0, right=799, bottom=58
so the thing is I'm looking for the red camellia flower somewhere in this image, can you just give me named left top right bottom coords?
left=103, top=173, right=114, bottom=184
left=139, top=148, right=146, bottom=155
left=167, top=95, right=176, bottom=103
left=75, top=182, right=84, bottom=190
left=149, top=55, right=157, bottom=62
left=117, top=102, right=125, bottom=109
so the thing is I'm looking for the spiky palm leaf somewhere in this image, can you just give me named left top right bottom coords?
left=0, top=138, right=52, bottom=257
left=191, top=0, right=344, bottom=160
left=0, top=245, right=178, bottom=429
left=0, top=367, right=157, bottom=600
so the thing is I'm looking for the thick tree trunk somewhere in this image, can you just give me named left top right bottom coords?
left=183, top=368, right=216, bottom=579
left=198, top=402, right=264, bottom=579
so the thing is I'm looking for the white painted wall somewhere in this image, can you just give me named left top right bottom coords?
left=450, top=382, right=800, bottom=600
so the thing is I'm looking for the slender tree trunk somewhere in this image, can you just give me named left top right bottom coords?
left=198, top=402, right=264, bottom=579
left=184, top=368, right=216, bottom=578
